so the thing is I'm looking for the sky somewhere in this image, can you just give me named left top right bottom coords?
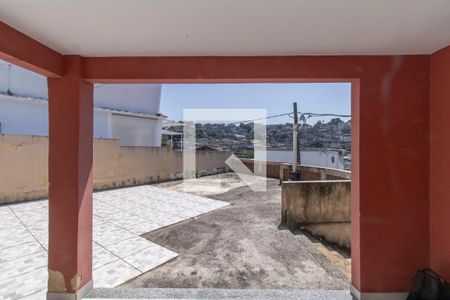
left=160, top=83, right=351, bottom=125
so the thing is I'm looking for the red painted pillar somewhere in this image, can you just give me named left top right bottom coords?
left=430, top=46, right=450, bottom=281
left=47, top=56, right=94, bottom=297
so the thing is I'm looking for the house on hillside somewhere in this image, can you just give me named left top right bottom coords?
left=0, top=60, right=166, bottom=146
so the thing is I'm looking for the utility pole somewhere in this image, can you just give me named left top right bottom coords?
left=292, top=102, right=300, bottom=180
left=297, top=108, right=302, bottom=168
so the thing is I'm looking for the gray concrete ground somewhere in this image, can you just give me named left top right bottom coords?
left=87, top=288, right=352, bottom=299
left=123, top=173, right=350, bottom=290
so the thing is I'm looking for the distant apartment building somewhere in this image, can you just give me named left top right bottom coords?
left=0, top=61, right=165, bottom=147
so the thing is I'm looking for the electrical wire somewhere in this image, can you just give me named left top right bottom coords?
left=166, top=111, right=350, bottom=126
left=227, top=112, right=292, bottom=125
left=231, top=111, right=350, bottom=124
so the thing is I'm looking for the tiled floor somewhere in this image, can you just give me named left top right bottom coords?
left=0, top=185, right=229, bottom=299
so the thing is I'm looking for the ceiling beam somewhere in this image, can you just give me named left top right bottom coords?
left=0, top=21, right=63, bottom=78
left=82, top=56, right=368, bottom=83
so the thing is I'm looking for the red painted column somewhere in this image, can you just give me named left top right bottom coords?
left=47, top=56, right=94, bottom=296
left=430, top=45, right=450, bottom=281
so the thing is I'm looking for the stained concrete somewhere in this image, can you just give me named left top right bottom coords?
left=0, top=135, right=231, bottom=204
left=123, top=173, right=350, bottom=290
left=281, top=180, right=351, bottom=248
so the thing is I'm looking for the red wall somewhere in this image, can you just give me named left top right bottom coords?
left=1, top=18, right=444, bottom=294
left=83, top=55, right=431, bottom=292
left=430, top=46, right=450, bottom=281
left=356, top=57, right=430, bottom=292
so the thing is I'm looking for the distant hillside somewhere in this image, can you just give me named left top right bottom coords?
left=163, top=118, right=351, bottom=155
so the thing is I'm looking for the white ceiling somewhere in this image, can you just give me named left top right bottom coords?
left=0, top=0, right=449, bottom=56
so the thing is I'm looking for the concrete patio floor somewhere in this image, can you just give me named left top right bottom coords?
left=124, top=173, right=350, bottom=290
left=0, top=185, right=229, bottom=299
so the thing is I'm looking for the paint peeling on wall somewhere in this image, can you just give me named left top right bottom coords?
left=48, top=269, right=66, bottom=293
left=70, top=273, right=82, bottom=292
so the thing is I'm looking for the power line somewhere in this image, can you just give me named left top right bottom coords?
left=297, top=112, right=351, bottom=122
left=230, top=111, right=350, bottom=125
left=300, top=112, right=351, bottom=117
left=227, top=112, right=292, bottom=125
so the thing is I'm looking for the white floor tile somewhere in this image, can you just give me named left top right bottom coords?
left=103, top=213, right=148, bottom=229
left=123, top=245, right=178, bottom=272
left=0, top=252, right=47, bottom=282
left=0, top=228, right=35, bottom=250
left=93, top=228, right=135, bottom=247
left=17, top=288, right=46, bottom=300
left=0, top=267, right=47, bottom=299
left=122, top=221, right=162, bottom=235
left=0, top=242, right=45, bottom=264
left=92, top=260, right=140, bottom=288
left=0, top=184, right=229, bottom=297
left=93, top=243, right=119, bottom=270
left=106, top=236, right=155, bottom=258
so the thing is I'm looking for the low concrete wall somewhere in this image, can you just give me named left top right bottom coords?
left=241, top=159, right=282, bottom=178
left=0, top=135, right=49, bottom=203
left=281, top=180, right=351, bottom=248
left=299, top=165, right=351, bottom=181
left=0, top=135, right=231, bottom=204
left=241, top=159, right=351, bottom=181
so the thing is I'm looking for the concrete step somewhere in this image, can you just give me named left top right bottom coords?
left=85, top=288, right=352, bottom=300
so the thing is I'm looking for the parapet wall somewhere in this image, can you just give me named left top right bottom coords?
left=240, top=158, right=351, bottom=181
left=299, top=165, right=351, bottom=181
left=240, top=159, right=282, bottom=178
left=240, top=158, right=352, bottom=248
left=281, top=180, right=351, bottom=248
left=0, top=135, right=231, bottom=204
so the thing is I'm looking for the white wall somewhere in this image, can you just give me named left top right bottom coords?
left=94, top=110, right=111, bottom=139
left=0, top=95, right=162, bottom=146
left=94, top=84, right=161, bottom=115
left=0, top=61, right=164, bottom=146
left=266, top=149, right=345, bottom=169
left=0, top=95, right=48, bottom=136
left=0, top=95, right=111, bottom=139
left=0, top=62, right=162, bottom=116
left=0, top=61, right=48, bottom=99
left=0, top=62, right=163, bottom=113
left=111, top=114, right=162, bottom=147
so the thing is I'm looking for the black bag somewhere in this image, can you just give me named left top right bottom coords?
left=407, top=269, right=450, bottom=300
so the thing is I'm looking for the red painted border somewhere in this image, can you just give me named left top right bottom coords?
left=82, top=54, right=430, bottom=292
left=0, top=21, right=63, bottom=78
left=429, top=46, right=450, bottom=281
left=0, top=18, right=436, bottom=293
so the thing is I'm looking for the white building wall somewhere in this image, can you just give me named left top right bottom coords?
left=0, top=95, right=112, bottom=138
left=0, top=61, right=164, bottom=146
left=1, top=62, right=162, bottom=115
left=111, top=114, right=162, bottom=147
left=0, top=61, right=48, bottom=99
left=94, top=84, right=161, bottom=115
left=266, top=149, right=345, bottom=169
left=0, top=95, right=48, bottom=135
left=94, top=110, right=111, bottom=139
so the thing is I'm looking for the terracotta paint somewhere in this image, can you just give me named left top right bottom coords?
left=430, top=46, right=450, bottom=281
left=350, top=80, right=361, bottom=289
left=47, top=56, right=93, bottom=293
left=83, top=55, right=430, bottom=292
left=0, top=18, right=446, bottom=294
left=0, top=21, right=63, bottom=78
